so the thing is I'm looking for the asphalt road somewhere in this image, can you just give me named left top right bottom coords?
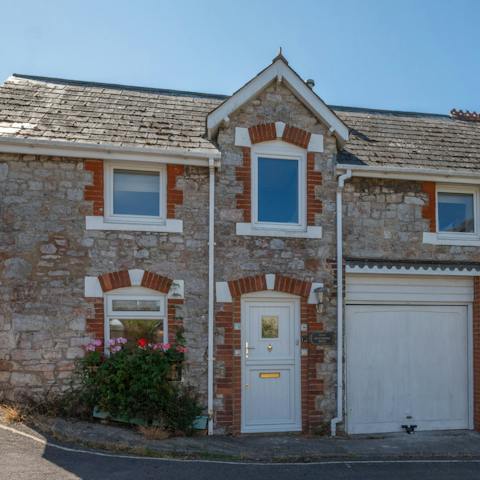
left=1, top=426, right=480, bottom=480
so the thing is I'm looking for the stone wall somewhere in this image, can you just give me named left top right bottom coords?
left=0, top=153, right=210, bottom=401
left=343, top=177, right=480, bottom=261
left=213, top=82, right=339, bottom=433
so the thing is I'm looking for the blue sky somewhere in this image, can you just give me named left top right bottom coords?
left=0, top=0, right=478, bottom=114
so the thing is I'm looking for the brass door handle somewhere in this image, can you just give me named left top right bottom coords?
left=267, top=344, right=273, bottom=352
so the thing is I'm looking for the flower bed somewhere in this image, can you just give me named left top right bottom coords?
left=77, top=332, right=202, bottom=435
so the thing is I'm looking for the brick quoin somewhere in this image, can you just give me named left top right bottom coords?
left=84, top=159, right=104, bottom=215
left=421, top=182, right=436, bottom=232
left=474, top=278, right=480, bottom=431
left=307, top=152, right=322, bottom=225
left=215, top=273, right=325, bottom=434
left=167, top=164, right=185, bottom=218
left=236, top=147, right=252, bottom=222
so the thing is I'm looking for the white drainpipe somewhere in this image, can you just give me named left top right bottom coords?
left=207, top=158, right=216, bottom=435
left=331, top=169, right=352, bottom=437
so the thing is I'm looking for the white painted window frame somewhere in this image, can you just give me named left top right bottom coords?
left=104, top=161, right=167, bottom=226
left=251, top=141, right=307, bottom=233
left=424, top=184, right=480, bottom=246
left=104, top=290, right=168, bottom=355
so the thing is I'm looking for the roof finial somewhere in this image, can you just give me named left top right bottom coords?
left=273, top=47, right=288, bottom=65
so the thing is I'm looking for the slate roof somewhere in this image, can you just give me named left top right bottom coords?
left=1, top=74, right=480, bottom=172
left=0, top=74, right=225, bottom=152
left=334, top=106, right=480, bottom=172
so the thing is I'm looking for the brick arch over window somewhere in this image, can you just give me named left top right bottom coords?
left=248, top=123, right=311, bottom=149
left=98, top=270, right=173, bottom=294
left=236, top=124, right=322, bottom=225
left=215, top=273, right=325, bottom=435
left=87, top=270, right=180, bottom=346
left=228, top=273, right=311, bottom=298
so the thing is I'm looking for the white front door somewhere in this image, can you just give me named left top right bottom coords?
left=346, top=304, right=471, bottom=434
left=241, top=294, right=301, bottom=433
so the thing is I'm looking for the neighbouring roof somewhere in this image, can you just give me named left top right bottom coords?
left=0, top=74, right=480, bottom=172
left=0, top=74, right=225, bottom=152
left=335, top=106, right=480, bottom=172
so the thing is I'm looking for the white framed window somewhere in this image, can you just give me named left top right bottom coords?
left=104, top=288, right=168, bottom=353
left=424, top=184, right=480, bottom=246
left=105, top=161, right=166, bottom=225
left=251, top=141, right=307, bottom=232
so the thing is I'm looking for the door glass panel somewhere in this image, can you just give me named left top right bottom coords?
left=261, top=316, right=279, bottom=338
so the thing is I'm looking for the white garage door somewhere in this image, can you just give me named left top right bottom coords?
left=346, top=275, right=472, bottom=435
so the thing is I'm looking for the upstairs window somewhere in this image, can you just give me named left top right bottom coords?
left=436, top=185, right=478, bottom=236
left=257, top=157, right=299, bottom=223
left=252, top=143, right=306, bottom=231
left=105, top=162, right=166, bottom=224
left=438, top=192, right=474, bottom=233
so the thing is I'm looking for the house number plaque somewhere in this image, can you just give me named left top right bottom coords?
left=308, top=331, right=335, bottom=346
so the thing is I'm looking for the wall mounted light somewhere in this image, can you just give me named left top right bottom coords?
left=314, top=285, right=326, bottom=313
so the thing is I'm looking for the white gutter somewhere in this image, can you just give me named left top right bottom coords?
left=331, top=169, right=352, bottom=437
left=207, top=157, right=216, bottom=435
left=0, top=136, right=221, bottom=167
left=336, top=164, right=480, bottom=184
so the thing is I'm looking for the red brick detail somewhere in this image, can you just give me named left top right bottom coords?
left=84, top=160, right=104, bottom=215
left=86, top=298, right=105, bottom=347
left=140, top=271, right=173, bottom=294
left=274, top=274, right=311, bottom=298
left=282, top=125, right=311, bottom=149
left=307, top=152, right=322, bottom=225
left=236, top=147, right=252, bottom=222
left=214, top=301, right=242, bottom=434
left=248, top=123, right=277, bottom=144
left=98, top=270, right=131, bottom=292
left=168, top=298, right=184, bottom=343
left=215, top=274, right=322, bottom=434
left=474, top=278, right=480, bottom=431
left=228, top=275, right=267, bottom=298
left=167, top=164, right=184, bottom=219
left=421, top=182, right=436, bottom=233
left=301, top=299, right=325, bottom=433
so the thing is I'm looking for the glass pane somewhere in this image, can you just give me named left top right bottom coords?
left=111, top=299, right=161, bottom=312
left=109, top=318, right=164, bottom=346
left=261, top=316, right=279, bottom=339
left=258, top=157, right=299, bottom=223
left=113, top=169, right=160, bottom=216
left=438, top=192, right=474, bottom=233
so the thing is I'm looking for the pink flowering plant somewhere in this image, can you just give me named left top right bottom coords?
left=76, top=329, right=200, bottom=434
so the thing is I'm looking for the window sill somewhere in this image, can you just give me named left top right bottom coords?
left=423, top=232, right=480, bottom=246
left=86, top=216, right=183, bottom=233
left=236, top=222, right=322, bottom=239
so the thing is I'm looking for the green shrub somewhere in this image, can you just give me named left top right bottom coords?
left=76, top=332, right=201, bottom=434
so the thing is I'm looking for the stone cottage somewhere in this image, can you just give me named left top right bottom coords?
left=0, top=53, right=479, bottom=435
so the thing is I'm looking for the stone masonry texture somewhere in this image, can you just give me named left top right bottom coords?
left=213, top=82, right=338, bottom=433
left=0, top=153, right=209, bottom=401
